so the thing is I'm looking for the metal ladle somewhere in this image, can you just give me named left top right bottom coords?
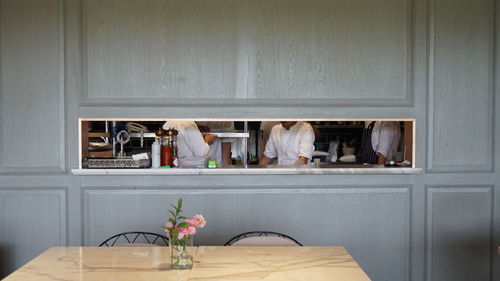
left=116, top=130, right=130, bottom=158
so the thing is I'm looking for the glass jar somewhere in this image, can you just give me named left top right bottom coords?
left=169, top=234, right=193, bottom=269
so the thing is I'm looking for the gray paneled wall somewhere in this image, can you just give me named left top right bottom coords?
left=85, top=0, right=239, bottom=101
left=83, top=187, right=410, bottom=281
left=82, top=0, right=412, bottom=106
left=0, top=188, right=67, bottom=278
left=0, top=0, right=65, bottom=173
left=426, top=186, right=493, bottom=281
left=0, top=0, right=498, bottom=281
left=250, top=0, right=409, bottom=101
left=427, top=0, right=495, bottom=172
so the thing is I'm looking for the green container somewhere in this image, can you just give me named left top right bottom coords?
left=207, top=160, right=217, bottom=168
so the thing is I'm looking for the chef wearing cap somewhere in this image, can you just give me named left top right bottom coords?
left=259, top=121, right=315, bottom=166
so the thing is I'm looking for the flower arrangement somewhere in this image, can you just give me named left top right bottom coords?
left=162, top=198, right=206, bottom=269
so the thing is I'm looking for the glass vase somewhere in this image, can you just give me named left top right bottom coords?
left=170, top=235, right=193, bottom=269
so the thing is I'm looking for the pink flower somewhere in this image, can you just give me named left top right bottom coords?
left=187, top=226, right=196, bottom=235
left=191, top=214, right=206, bottom=228
left=163, top=222, right=174, bottom=233
left=185, top=219, right=196, bottom=227
left=178, top=226, right=196, bottom=235
left=177, top=232, right=185, bottom=239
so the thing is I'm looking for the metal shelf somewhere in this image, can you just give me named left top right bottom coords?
left=129, top=132, right=249, bottom=138
left=88, top=132, right=110, bottom=137
left=316, top=125, right=364, bottom=129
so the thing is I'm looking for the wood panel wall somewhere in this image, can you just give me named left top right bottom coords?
left=0, top=0, right=65, bottom=173
left=0, top=0, right=498, bottom=281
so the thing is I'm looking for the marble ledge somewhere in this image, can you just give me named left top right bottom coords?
left=71, top=167, right=422, bottom=176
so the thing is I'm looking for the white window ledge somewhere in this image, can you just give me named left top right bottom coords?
left=71, top=166, right=422, bottom=176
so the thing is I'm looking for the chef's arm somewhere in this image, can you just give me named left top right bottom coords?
left=296, top=156, right=308, bottom=165
left=259, top=156, right=273, bottom=166
left=260, top=133, right=277, bottom=166
left=203, top=133, right=217, bottom=145
left=186, top=126, right=210, bottom=157
left=377, top=154, right=387, bottom=164
left=222, top=142, right=232, bottom=166
left=296, top=126, right=315, bottom=165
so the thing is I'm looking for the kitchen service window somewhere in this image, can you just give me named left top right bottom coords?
left=78, top=119, right=415, bottom=171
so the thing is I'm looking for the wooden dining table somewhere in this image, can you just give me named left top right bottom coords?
left=3, top=246, right=371, bottom=281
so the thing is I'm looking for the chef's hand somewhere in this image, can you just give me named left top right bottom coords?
left=203, top=133, right=217, bottom=145
left=377, top=153, right=387, bottom=165
left=259, top=156, right=273, bottom=166
left=293, top=157, right=308, bottom=166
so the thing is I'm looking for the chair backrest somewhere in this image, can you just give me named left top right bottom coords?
left=99, top=231, right=169, bottom=247
left=224, top=231, right=303, bottom=246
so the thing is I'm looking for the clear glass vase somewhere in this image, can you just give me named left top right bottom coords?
left=170, top=235, right=193, bottom=269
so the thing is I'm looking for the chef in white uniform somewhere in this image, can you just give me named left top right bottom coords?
left=371, top=121, right=401, bottom=164
left=195, top=121, right=235, bottom=166
left=259, top=121, right=281, bottom=160
left=259, top=121, right=315, bottom=166
left=163, top=121, right=217, bottom=167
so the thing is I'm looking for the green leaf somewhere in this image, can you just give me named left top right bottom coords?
left=178, top=198, right=183, bottom=210
left=168, top=210, right=176, bottom=217
left=168, top=218, right=176, bottom=224
left=177, top=222, right=189, bottom=228
left=178, top=216, right=188, bottom=220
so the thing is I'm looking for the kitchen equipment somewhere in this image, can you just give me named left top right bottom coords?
left=207, top=159, right=217, bottom=168
left=155, top=128, right=167, bottom=137
left=339, top=155, right=356, bottom=163
left=88, top=142, right=113, bottom=158
left=312, top=151, right=329, bottom=163
left=116, top=130, right=130, bottom=158
left=126, top=122, right=148, bottom=147
left=328, top=140, right=339, bottom=163
left=384, top=160, right=398, bottom=167
left=89, top=142, right=112, bottom=149
left=342, top=147, right=355, bottom=155
left=151, top=138, right=160, bottom=168
left=84, top=157, right=151, bottom=168
left=167, top=128, right=179, bottom=167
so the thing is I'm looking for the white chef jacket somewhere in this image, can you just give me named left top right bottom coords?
left=196, top=121, right=235, bottom=166
left=259, top=121, right=281, bottom=163
left=263, top=122, right=315, bottom=165
left=163, top=121, right=209, bottom=167
left=260, top=121, right=281, bottom=144
left=371, top=121, right=401, bottom=160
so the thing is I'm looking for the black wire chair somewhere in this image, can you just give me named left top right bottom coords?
left=224, top=231, right=303, bottom=246
left=99, top=231, right=169, bottom=247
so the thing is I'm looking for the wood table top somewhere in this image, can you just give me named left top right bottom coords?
left=3, top=246, right=371, bottom=281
